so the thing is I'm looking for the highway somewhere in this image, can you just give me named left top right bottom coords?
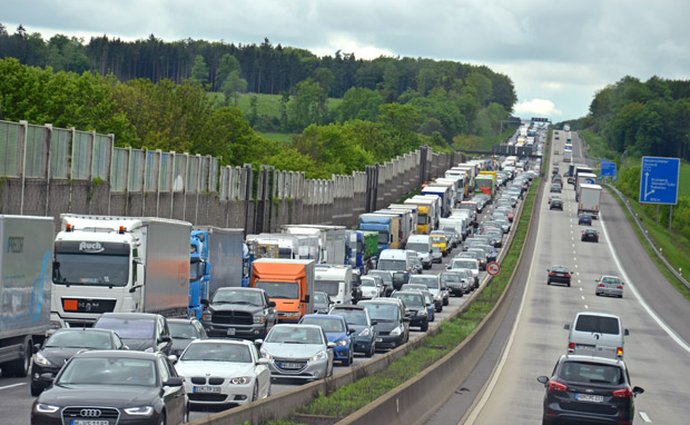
left=453, top=131, right=690, bottom=424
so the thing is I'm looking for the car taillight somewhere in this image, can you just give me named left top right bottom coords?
left=564, top=274, right=571, bottom=278
left=598, top=283, right=605, bottom=287
left=612, top=387, right=632, bottom=398
left=548, top=380, right=568, bottom=392
left=616, top=285, right=623, bottom=289
left=616, top=347, right=624, bottom=357
left=549, top=272, right=556, bottom=277
left=568, top=342, right=575, bottom=352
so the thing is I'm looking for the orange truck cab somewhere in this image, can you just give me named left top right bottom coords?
left=251, top=258, right=315, bottom=322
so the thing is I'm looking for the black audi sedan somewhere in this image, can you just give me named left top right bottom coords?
left=537, top=354, right=644, bottom=425
left=31, top=350, right=187, bottom=425
left=31, top=328, right=127, bottom=396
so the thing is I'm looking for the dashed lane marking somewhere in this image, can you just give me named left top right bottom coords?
left=0, top=383, right=26, bottom=391
left=639, top=412, right=652, bottom=423
left=584, top=304, right=589, bottom=309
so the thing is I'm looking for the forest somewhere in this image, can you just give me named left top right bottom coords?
left=0, top=24, right=517, bottom=178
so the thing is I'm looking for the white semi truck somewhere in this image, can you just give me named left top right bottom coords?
left=0, top=216, right=54, bottom=377
left=578, top=184, right=602, bottom=217
left=51, top=214, right=191, bottom=327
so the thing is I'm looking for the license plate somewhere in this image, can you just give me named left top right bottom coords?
left=576, top=393, right=604, bottom=403
left=71, top=421, right=110, bottom=425
left=194, top=386, right=221, bottom=393
left=376, top=338, right=383, bottom=342
left=226, top=328, right=236, bottom=336
left=576, top=344, right=595, bottom=350
left=280, top=362, right=303, bottom=369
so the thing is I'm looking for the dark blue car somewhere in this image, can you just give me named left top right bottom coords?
left=329, top=305, right=377, bottom=358
left=299, top=314, right=354, bottom=366
left=578, top=214, right=592, bottom=225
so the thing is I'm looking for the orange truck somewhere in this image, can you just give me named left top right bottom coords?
left=251, top=258, right=315, bottom=322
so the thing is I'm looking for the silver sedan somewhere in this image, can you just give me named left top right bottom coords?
left=595, top=275, right=624, bottom=298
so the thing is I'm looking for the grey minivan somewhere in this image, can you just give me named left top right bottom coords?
left=564, top=312, right=629, bottom=359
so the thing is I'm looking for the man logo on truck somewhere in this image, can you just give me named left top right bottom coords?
left=79, top=241, right=105, bottom=253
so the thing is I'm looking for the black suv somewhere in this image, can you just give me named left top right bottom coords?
left=538, top=354, right=644, bottom=425
left=94, top=312, right=173, bottom=354
left=201, top=287, right=276, bottom=339
left=391, top=291, right=429, bottom=332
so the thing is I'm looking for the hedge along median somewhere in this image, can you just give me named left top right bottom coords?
left=262, top=177, right=542, bottom=425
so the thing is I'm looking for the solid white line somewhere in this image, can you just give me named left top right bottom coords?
left=0, top=383, right=26, bottom=391
left=599, top=210, right=690, bottom=353
left=639, top=411, right=652, bottom=423
left=462, top=193, right=544, bottom=425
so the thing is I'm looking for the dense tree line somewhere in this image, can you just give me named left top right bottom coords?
left=586, top=76, right=690, bottom=160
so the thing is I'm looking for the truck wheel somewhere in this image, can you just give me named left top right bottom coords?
left=3, top=337, right=31, bottom=377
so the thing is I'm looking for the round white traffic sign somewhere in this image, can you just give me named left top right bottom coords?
left=486, top=261, right=501, bottom=276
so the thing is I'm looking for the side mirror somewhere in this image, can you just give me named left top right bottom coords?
left=624, top=329, right=630, bottom=336
left=200, top=299, right=209, bottom=307
left=563, top=324, right=570, bottom=330
left=347, top=329, right=355, bottom=335
left=327, top=342, right=336, bottom=349
left=268, top=301, right=276, bottom=308
left=256, top=358, right=270, bottom=365
left=160, top=335, right=172, bottom=343
left=33, top=343, right=41, bottom=354
left=167, top=355, right=178, bottom=364
left=39, top=373, right=54, bottom=385
left=254, top=339, right=264, bottom=347
left=546, top=269, right=550, bottom=272
left=371, top=321, right=378, bottom=326
left=632, top=386, right=644, bottom=396
left=403, top=317, right=411, bottom=323
left=304, top=295, right=310, bottom=303
left=163, top=377, right=184, bottom=387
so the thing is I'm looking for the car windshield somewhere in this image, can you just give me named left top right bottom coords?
left=600, top=276, right=620, bottom=284
left=181, top=342, right=252, bottom=363
left=452, top=260, right=476, bottom=269
left=362, top=303, right=399, bottom=322
left=95, top=317, right=154, bottom=340
left=213, top=289, right=264, bottom=306
left=441, top=273, right=462, bottom=283
left=361, top=279, right=376, bottom=287
left=315, top=280, right=340, bottom=296
left=406, top=243, right=429, bottom=253
left=367, top=271, right=392, bottom=284
left=313, top=292, right=328, bottom=304
left=301, top=317, right=346, bottom=333
left=169, top=322, right=198, bottom=339
left=378, top=259, right=407, bottom=271
left=57, top=357, right=156, bottom=386
left=409, top=275, right=439, bottom=289
left=266, top=326, right=323, bottom=344
left=45, top=330, right=112, bottom=349
left=331, top=309, right=368, bottom=326
left=575, top=315, right=620, bottom=334
left=256, top=281, right=299, bottom=299
left=393, top=293, right=424, bottom=308
left=560, top=361, right=624, bottom=385
left=551, top=266, right=570, bottom=273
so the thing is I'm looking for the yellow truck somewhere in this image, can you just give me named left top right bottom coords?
left=430, top=230, right=449, bottom=256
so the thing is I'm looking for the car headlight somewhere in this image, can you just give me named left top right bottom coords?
left=230, top=376, right=252, bottom=385
left=144, top=347, right=154, bottom=353
left=358, top=328, right=370, bottom=337
left=390, top=326, right=403, bottom=336
left=253, top=315, right=267, bottom=324
left=33, top=352, right=53, bottom=367
left=417, top=309, right=427, bottom=316
left=260, top=348, right=272, bottom=360
left=433, top=293, right=441, bottom=301
left=336, top=339, right=349, bottom=346
left=35, top=403, right=60, bottom=414
left=311, top=350, right=327, bottom=362
left=124, top=406, right=153, bottom=416
left=201, top=310, right=212, bottom=321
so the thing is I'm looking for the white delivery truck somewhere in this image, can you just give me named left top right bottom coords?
left=246, top=233, right=320, bottom=260
left=0, top=216, right=54, bottom=377
left=576, top=172, right=598, bottom=199
left=51, top=214, right=191, bottom=327
left=578, top=184, right=602, bottom=217
left=314, top=264, right=353, bottom=305
left=282, top=224, right=347, bottom=265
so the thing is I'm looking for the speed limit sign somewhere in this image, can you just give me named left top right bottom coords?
left=486, top=261, right=501, bottom=276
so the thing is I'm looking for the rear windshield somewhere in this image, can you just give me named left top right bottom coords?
left=575, top=315, right=620, bottom=334
left=560, top=361, right=624, bottom=385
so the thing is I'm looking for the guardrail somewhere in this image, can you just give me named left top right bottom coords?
left=607, top=184, right=690, bottom=291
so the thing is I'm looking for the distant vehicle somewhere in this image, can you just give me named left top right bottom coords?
left=550, top=183, right=562, bottom=193
left=548, top=194, right=561, bottom=204
left=564, top=312, right=629, bottom=358
left=359, top=299, right=409, bottom=350
left=440, top=270, right=472, bottom=296
left=359, top=276, right=382, bottom=300
left=408, top=274, right=445, bottom=310
left=167, top=318, right=207, bottom=357
left=201, top=287, right=277, bottom=339
left=366, top=270, right=395, bottom=296
left=299, top=314, right=354, bottom=366
left=30, top=328, right=126, bottom=396
left=547, top=266, right=572, bottom=287
left=391, top=291, right=429, bottom=332
left=258, top=324, right=335, bottom=381
left=31, top=351, right=186, bottom=425
left=329, top=305, right=377, bottom=357
left=578, top=214, right=592, bottom=225
left=550, top=199, right=564, bottom=210
left=430, top=246, right=443, bottom=263
left=448, top=258, right=479, bottom=288
left=94, top=313, right=173, bottom=355
left=595, top=275, right=625, bottom=298
left=313, top=291, right=334, bottom=314
left=175, top=339, right=270, bottom=408
left=581, top=228, right=599, bottom=243
left=537, top=354, right=643, bottom=425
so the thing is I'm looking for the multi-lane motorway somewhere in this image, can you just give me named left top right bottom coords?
left=458, top=131, right=690, bottom=424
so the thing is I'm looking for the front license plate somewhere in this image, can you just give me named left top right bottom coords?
left=194, top=386, right=221, bottom=393
left=375, top=338, right=383, bottom=342
left=576, top=393, right=603, bottom=403
left=71, top=421, right=110, bottom=425
left=227, top=328, right=236, bottom=336
left=280, top=362, right=303, bottom=369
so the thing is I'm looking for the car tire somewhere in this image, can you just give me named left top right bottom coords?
left=366, top=344, right=375, bottom=358
left=547, top=280, right=551, bottom=285
left=159, top=412, right=166, bottom=425
left=567, top=283, right=571, bottom=287
left=421, top=321, right=429, bottom=332
left=3, top=338, right=31, bottom=377
left=443, top=298, right=449, bottom=306
left=252, top=382, right=259, bottom=401
left=30, top=383, right=42, bottom=397
left=342, top=351, right=352, bottom=367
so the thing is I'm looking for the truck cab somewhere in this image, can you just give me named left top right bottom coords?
left=251, top=258, right=315, bottom=323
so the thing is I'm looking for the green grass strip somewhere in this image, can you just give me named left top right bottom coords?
left=263, top=177, right=540, bottom=425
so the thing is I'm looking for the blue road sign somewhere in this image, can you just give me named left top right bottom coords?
left=639, top=156, right=680, bottom=205
left=601, top=160, right=617, bottom=178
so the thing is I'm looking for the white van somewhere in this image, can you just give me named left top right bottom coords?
left=377, top=249, right=411, bottom=290
left=314, top=264, right=353, bottom=305
left=564, top=312, right=629, bottom=359
left=406, top=235, right=433, bottom=269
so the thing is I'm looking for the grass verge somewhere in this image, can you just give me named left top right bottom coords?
left=606, top=187, right=690, bottom=302
left=263, top=177, right=540, bottom=425
left=578, top=130, right=619, bottom=163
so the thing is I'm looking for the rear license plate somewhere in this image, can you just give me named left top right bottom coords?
left=280, top=362, right=303, bottom=369
left=376, top=338, right=383, bottom=342
left=71, top=421, right=110, bottom=425
left=576, top=344, right=595, bottom=350
left=226, top=328, right=236, bottom=336
left=576, top=393, right=604, bottom=403
left=194, top=386, right=221, bottom=393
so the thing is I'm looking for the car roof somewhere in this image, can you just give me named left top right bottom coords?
left=216, top=287, right=263, bottom=293
left=392, top=291, right=423, bottom=297
left=99, top=312, right=160, bottom=320
left=72, top=350, right=161, bottom=360
left=167, top=318, right=200, bottom=324
left=272, top=323, right=324, bottom=331
left=51, top=328, right=116, bottom=335
left=302, top=314, right=344, bottom=321
left=560, top=353, right=625, bottom=367
left=360, top=298, right=403, bottom=306
left=188, top=338, right=252, bottom=346
left=330, top=304, right=365, bottom=311
left=575, top=311, right=621, bottom=320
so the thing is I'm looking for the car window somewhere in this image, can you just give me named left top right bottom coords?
left=575, top=315, right=620, bottom=334
left=44, top=330, right=113, bottom=349
left=95, top=317, right=155, bottom=340
left=181, top=342, right=252, bottom=363
left=157, top=357, right=170, bottom=383
left=58, top=357, right=157, bottom=386
left=561, top=361, right=624, bottom=385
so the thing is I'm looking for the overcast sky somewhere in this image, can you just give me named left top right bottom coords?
left=3, top=0, right=689, bottom=120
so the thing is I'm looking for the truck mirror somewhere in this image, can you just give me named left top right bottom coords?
left=304, top=295, right=310, bottom=303
left=268, top=301, right=276, bottom=308
left=201, top=299, right=209, bottom=307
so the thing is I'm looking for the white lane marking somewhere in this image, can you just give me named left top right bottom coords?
left=462, top=191, right=544, bottom=425
left=574, top=264, right=578, bottom=268
left=584, top=304, right=589, bottom=309
left=579, top=287, right=583, bottom=292
left=581, top=296, right=585, bottom=300
left=573, top=257, right=577, bottom=261
left=0, top=383, right=26, bottom=391
left=576, top=272, right=580, bottom=276
left=639, top=411, right=652, bottom=423
left=599, top=210, right=690, bottom=353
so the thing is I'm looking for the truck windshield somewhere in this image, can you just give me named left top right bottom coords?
left=376, top=231, right=389, bottom=244
left=416, top=215, right=429, bottom=225
left=378, top=259, right=406, bottom=271
left=53, top=252, right=129, bottom=286
left=315, top=280, right=339, bottom=296
left=256, top=281, right=299, bottom=299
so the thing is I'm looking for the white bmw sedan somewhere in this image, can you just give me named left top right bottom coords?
left=174, top=339, right=271, bottom=408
